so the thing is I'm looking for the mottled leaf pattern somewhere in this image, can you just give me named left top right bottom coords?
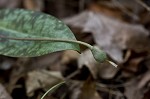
left=0, top=9, right=80, bottom=57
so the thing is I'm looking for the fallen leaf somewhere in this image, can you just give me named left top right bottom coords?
left=25, top=70, right=64, bottom=96
left=64, top=11, right=149, bottom=63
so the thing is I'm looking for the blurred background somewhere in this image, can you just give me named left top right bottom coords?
left=0, top=0, right=150, bottom=99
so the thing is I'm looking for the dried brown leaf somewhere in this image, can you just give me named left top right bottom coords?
left=25, top=70, right=63, bottom=96
left=64, top=11, right=149, bottom=63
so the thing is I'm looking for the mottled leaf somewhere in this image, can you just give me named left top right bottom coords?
left=0, top=9, right=80, bottom=57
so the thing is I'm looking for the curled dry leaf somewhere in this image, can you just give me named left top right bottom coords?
left=25, top=70, right=64, bottom=96
left=78, top=48, right=118, bottom=79
left=64, top=11, right=149, bottom=63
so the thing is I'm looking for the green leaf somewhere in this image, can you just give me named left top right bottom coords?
left=0, top=9, right=80, bottom=57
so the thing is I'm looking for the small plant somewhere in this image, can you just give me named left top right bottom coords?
left=0, top=9, right=117, bottom=98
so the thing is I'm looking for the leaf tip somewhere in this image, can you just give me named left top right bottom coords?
left=107, top=60, right=118, bottom=68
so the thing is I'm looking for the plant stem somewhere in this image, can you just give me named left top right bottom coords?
left=0, top=36, right=118, bottom=67
left=41, top=81, right=65, bottom=99
left=0, top=36, right=93, bottom=49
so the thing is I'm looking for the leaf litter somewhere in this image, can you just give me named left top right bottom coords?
left=64, top=10, right=150, bottom=63
left=1, top=0, right=150, bottom=99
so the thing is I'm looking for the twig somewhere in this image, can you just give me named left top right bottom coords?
left=96, top=84, right=123, bottom=97
left=41, top=81, right=65, bottom=99
left=135, top=0, right=150, bottom=11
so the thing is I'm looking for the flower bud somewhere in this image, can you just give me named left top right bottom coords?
left=91, top=46, right=107, bottom=63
